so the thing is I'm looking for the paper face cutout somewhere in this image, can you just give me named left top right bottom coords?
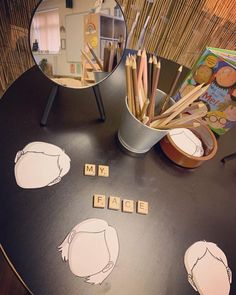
left=14, top=142, right=71, bottom=189
left=58, top=219, right=119, bottom=285
left=169, top=128, right=204, bottom=157
left=184, top=241, right=232, bottom=295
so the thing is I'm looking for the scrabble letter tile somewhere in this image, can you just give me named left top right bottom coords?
left=98, top=165, right=109, bottom=177
left=93, top=194, right=106, bottom=208
left=84, top=164, right=96, bottom=176
left=122, top=199, right=134, bottom=213
left=109, top=196, right=120, bottom=210
left=137, top=200, right=149, bottom=215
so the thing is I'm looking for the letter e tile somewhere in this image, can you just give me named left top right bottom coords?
left=137, top=200, right=148, bottom=215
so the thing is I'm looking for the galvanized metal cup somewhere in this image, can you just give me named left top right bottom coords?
left=118, top=89, right=174, bottom=154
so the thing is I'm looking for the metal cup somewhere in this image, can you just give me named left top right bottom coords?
left=118, top=89, right=174, bottom=154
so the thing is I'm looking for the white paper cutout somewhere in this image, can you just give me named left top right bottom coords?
left=169, top=128, right=204, bottom=157
left=58, top=219, right=119, bottom=285
left=14, top=142, right=71, bottom=189
left=184, top=241, right=232, bottom=295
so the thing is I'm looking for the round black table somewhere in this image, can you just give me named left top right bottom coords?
left=0, top=53, right=236, bottom=295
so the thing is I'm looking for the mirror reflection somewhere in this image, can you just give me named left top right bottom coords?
left=30, top=0, right=126, bottom=88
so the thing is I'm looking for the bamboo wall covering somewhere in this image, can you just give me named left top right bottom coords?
left=0, top=0, right=235, bottom=94
left=118, top=0, right=236, bottom=66
left=0, top=0, right=38, bottom=93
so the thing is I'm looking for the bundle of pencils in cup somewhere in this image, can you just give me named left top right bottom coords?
left=81, top=38, right=124, bottom=74
left=125, top=49, right=210, bottom=130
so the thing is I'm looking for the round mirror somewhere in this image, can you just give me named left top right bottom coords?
left=30, top=0, right=126, bottom=89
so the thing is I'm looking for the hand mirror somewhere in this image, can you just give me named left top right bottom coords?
left=30, top=0, right=126, bottom=89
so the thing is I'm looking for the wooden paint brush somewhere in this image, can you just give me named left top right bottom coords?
left=154, top=122, right=200, bottom=130
left=156, top=85, right=210, bottom=127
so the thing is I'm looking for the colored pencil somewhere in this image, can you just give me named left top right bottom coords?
left=132, top=58, right=141, bottom=117
left=148, top=59, right=161, bottom=120
left=148, top=56, right=153, bottom=99
left=87, top=43, right=103, bottom=71
left=160, top=65, right=183, bottom=113
left=140, top=99, right=150, bottom=119
left=143, top=50, right=148, bottom=98
left=125, top=57, right=133, bottom=114
left=81, top=50, right=97, bottom=71
left=136, top=49, right=142, bottom=74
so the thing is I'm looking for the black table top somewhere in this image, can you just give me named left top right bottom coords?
left=0, top=53, right=236, bottom=295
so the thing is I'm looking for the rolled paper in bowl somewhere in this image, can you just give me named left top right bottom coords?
left=168, top=128, right=204, bottom=157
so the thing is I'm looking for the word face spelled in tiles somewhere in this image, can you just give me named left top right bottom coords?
left=93, top=195, right=149, bottom=215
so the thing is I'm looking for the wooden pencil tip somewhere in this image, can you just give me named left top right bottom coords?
left=178, top=65, right=183, bottom=72
left=125, top=58, right=130, bottom=66
left=149, top=56, right=153, bottom=63
left=157, top=60, right=161, bottom=68
left=153, top=56, right=157, bottom=64
left=203, top=84, right=210, bottom=90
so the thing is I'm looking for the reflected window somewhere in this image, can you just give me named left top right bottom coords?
left=31, top=9, right=60, bottom=53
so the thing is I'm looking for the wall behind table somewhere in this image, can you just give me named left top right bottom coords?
left=0, top=0, right=39, bottom=95
left=118, top=0, right=236, bottom=67
left=1, top=0, right=235, bottom=95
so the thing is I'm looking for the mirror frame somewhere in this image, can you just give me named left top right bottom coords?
left=28, top=0, right=127, bottom=89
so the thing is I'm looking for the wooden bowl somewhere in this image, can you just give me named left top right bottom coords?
left=160, top=123, right=218, bottom=168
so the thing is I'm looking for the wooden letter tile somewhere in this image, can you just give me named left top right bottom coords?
left=93, top=194, right=106, bottom=208
left=137, top=200, right=149, bottom=215
left=122, top=199, right=134, bottom=213
left=98, top=165, right=109, bottom=177
left=108, top=196, right=120, bottom=210
left=84, top=164, right=96, bottom=176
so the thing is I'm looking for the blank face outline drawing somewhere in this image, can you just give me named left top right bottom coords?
left=184, top=241, right=232, bottom=295
left=58, top=219, right=119, bottom=285
left=169, top=128, right=204, bottom=157
left=14, top=142, right=71, bottom=189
